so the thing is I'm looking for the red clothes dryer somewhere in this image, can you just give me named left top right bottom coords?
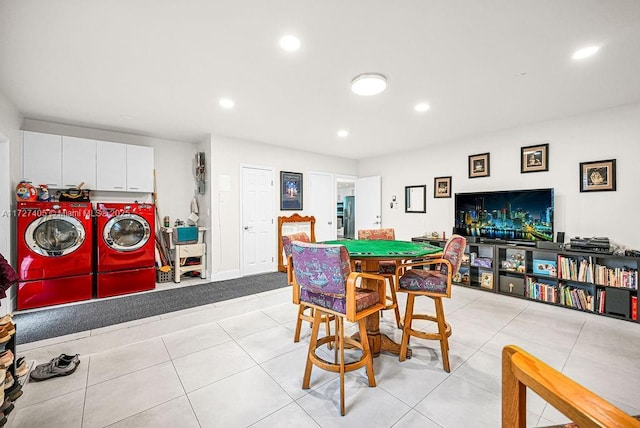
left=95, top=202, right=156, bottom=297
left=16, top=201, right=93, bottom=310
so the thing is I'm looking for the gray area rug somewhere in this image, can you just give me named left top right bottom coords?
left=14, top=272, right=288, bottom=344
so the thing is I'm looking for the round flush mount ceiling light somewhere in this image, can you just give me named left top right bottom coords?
left=279, top=35, right=301, bottom=52
left=219, top=98, right=235, bottom=109
left=337, top=130, right=349, bottom=138
left=414, top=103, right=430, bottom=112
left=351, top=73, right=387, bottom=96
left=572, top=45, right=600, bottom=60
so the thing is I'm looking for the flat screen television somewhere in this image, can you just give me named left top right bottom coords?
left=454, top=188, right=554, bottom=245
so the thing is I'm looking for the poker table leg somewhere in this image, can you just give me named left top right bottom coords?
left=354, top=259, right=412, bottom=358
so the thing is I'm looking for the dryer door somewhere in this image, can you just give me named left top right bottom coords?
left=103, top=214, right=151, bottom=251
left=25, top=214, right=86, bottom=257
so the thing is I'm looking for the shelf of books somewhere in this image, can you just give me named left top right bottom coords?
left=411, top=237, right=639, bottom=323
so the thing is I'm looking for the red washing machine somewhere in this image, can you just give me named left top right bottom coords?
left=16, top=201, right=93, bottom=310
left=95, top=202, right=156, bottom=298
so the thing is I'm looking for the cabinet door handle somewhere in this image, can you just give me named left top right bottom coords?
left=129, top=187, right=139, bottom=190
left=47, top=183, right=59, bottom=187
left=113, top=186, right=124, bottom=189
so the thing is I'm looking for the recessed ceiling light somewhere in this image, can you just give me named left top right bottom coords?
left=337, top=130, right=349, bottom=138
left=219, top=98, right=235, bottom=109
left=572, top=45, right=600, bottom=60
left=414, top=103, right=430, bottom=112
left=351, top=73, right=387, bottom=96
left=279, top=35, right=301, bottom=52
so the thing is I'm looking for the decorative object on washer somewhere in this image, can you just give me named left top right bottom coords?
left=15, top=181, right=38, bottom=201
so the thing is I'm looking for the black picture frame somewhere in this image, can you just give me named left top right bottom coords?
left=521, top=143, right=549, bottom=173
left=434, top=176, right=452, bottom=198
left=280, top=171, right=303, bottom=210
left=469, top=153, right=490, bottom=178
left=579, top=159, right=616, bottom=192
left=405, top=185, right=426, bottom=213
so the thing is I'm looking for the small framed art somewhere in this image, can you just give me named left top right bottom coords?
left=521, top=143, right=549, bottom=173
left=434, top=176, right=452, bottom=198
left=481, top=272, right=494, bottom=289
left=579, top=159, right=616, bottom=192
left=280, top=171, right=303, bottom=210
left=469, top=153, right=490, bottom=178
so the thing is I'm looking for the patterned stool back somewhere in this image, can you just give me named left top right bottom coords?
left=292, top=241, right=352, bottom=314
left=358, top=228, right=395, bottom=240
left=440, top=234, right=467, bottom=276
left=282, top=232, right=311, bottom=257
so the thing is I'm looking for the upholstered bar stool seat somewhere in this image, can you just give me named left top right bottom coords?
left=292, top=241, right=386, bottom=416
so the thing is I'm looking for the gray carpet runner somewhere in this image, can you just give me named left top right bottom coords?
left=14, top=272, right=287, bottom=344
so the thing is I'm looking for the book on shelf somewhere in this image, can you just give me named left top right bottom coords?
left=597, top=289, right=606, bottom=314
left=560, top=285, right=593, bottom=311
left=632, top=296, right=638, bottom=321
left=593, top=264, right=638, bottom=289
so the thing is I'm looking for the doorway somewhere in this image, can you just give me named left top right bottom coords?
left=240, top=165, right=275, bottom=276
left=336, top=177, right=356, bottom=239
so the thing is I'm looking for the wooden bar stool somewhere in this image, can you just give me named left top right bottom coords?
left=395, top=235, right=466, bottom=372
left=291, top=241, right=386, bottom=416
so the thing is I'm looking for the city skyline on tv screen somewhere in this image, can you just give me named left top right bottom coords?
left=454, top=189, right=554, bottom=242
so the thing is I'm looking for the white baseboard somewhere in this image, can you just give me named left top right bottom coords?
left=208, top=269, right=241, bottom=282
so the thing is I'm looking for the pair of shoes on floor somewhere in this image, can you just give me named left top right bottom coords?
left=30, top=353, right=80, bottom=381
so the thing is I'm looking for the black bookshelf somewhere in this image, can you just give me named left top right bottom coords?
left=411, top=237, right=639, bottom=323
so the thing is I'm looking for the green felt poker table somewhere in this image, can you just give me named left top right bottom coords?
left=321, top=239, right=442, bottom=260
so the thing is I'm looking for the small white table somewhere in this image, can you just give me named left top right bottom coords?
left=162, top=227, right=207, bottom=283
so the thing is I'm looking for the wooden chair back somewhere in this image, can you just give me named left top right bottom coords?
left=502, top=345, right=640, bottom=427
left=277, top=213, right=316, bottom=272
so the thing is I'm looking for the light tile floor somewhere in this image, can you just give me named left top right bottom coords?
left=10, top=284, right=640, bottom=427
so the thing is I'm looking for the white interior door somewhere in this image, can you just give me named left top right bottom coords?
left=308, top=171, right=335, bottom=241
left=355, top=176, right=381, bottom=235
left=241, top=166, right=275, bottom=275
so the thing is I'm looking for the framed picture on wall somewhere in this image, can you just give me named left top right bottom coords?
left=280, top=171, right=303, bottom=210
left=521, top=143, right=549, bottom=173
left=434, top=176, right=452, bottom=198
left=469, top=153, right=490, bottom=178
left=579, top=159, right=616, bottom=192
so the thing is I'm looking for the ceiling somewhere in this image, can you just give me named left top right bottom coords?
left=1, top=1, right=639, bottom=160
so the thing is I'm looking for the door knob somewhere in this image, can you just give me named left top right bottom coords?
left=243, top=226, right=252, bottom=230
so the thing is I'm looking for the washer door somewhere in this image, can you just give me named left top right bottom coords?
left=103, top=214, right=151, bottom=252
left=25, top=214, right=86, bottom=257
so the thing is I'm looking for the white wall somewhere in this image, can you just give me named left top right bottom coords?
left=209, top=135, right=358, bottom=278
left=359, top=103, right=640, bottom=250
left=0, top=90, right=23, bottom=313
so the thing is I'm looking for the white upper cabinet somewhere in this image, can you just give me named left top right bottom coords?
left=23, top=131, right=155, bottom=193
left=96, top=141, right=127, bottom=191
left=22, top=131, right=63, bottom=187
left=126, top=145, right=154, bottom=192
left=62, top=136, right=97, bottom=189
